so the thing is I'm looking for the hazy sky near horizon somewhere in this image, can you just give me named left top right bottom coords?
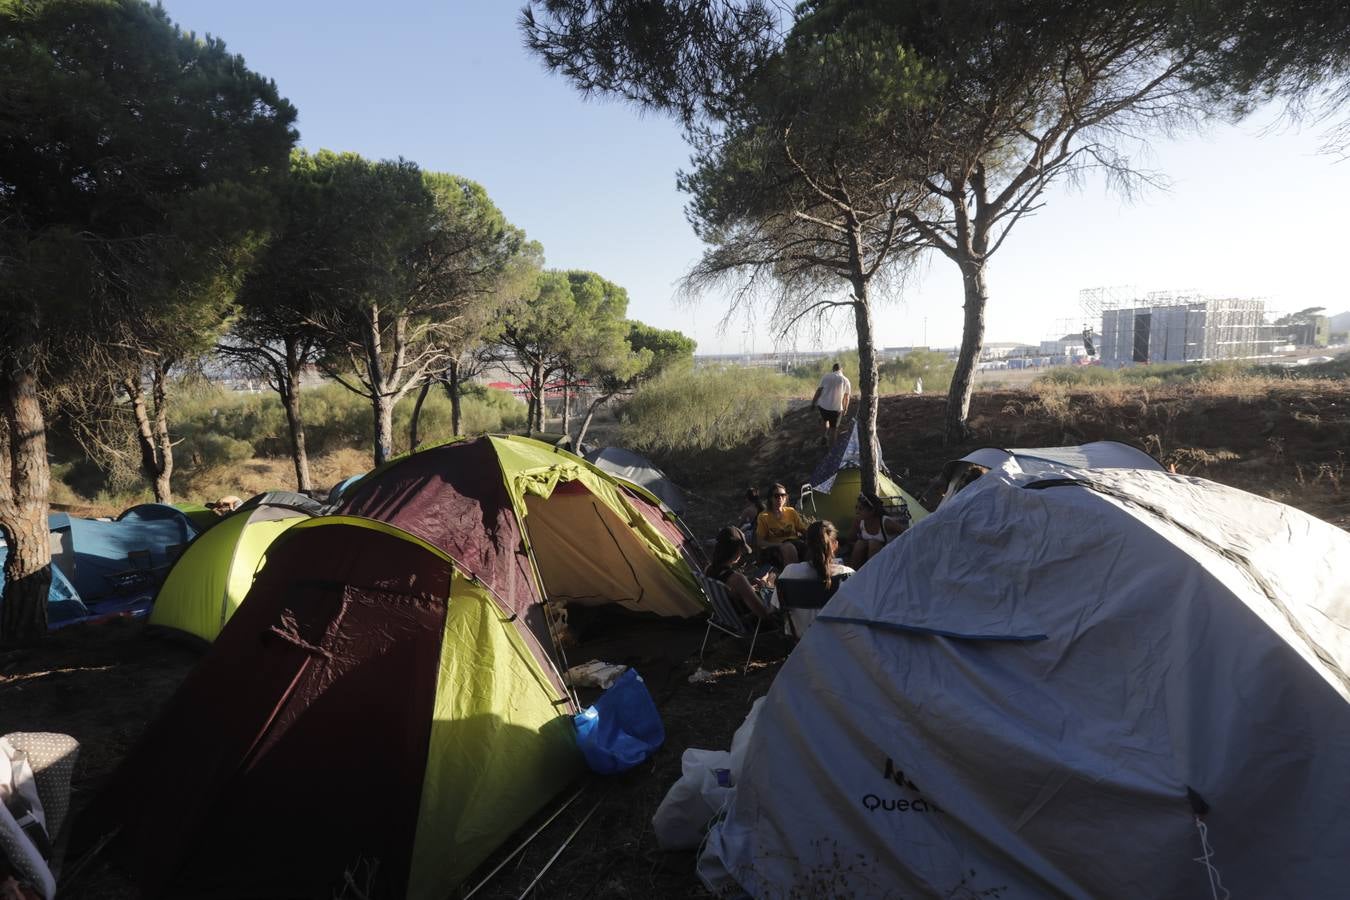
left=159, top=0, right=1350, bottom=355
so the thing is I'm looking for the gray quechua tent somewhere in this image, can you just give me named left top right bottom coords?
left=584, top=446, right=686, bottom=514
left=699, top=459, right=1350, bottom=898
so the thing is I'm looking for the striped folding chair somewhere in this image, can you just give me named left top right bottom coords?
left=695, top=572, right=763, bottom=675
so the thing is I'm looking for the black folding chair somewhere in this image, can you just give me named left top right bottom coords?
left=776, top=573, right=849, bottom=642
left=695, top=572, right=763, bottom=675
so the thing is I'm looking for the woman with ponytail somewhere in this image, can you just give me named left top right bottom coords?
left=770, top=520, right=854, bottom=638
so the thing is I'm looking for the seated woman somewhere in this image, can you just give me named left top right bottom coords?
left=737, top=487, right=765, bottom=536
left=848, top=491, right=909, bottom=568
left=771, top=520, right=854, bottom=638
left=705, top=525, right=773, bottom=620
left=755, top=483, right=807, bottom=568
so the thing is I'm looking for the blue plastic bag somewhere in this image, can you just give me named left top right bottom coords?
left=573, top=668, right=665, bottom=774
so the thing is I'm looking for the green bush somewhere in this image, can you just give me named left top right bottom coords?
left=1034, top=360, right=1270, bottom=389
left=879, top=350, right=955, bottom=394
left=390, top=384, right=527, bottom=450
left=179, top=431, right=255, bottom=469
left=154, top=379, right=528, bottom=467
left=789, top=348, right=954, bottom=396
left=620, top=364, right=793, bottom=452
left=1035, top=366, right=1123, bottom=387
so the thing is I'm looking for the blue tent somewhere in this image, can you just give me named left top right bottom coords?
left=0, top=547, right=89, bottom=627
left=50, top=505, right=198, bottom=608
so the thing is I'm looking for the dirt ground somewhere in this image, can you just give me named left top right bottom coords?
left=666, top=381, right=1350, bottom=539
left=5, top=381, right=1347, bottom=898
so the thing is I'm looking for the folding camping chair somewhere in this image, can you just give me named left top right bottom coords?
left=2, top=732, right=80, bottom=874
left=695, top=572, right=763, bottom=675
left=798, top=483, right=819, bottom=519
left=776, top=573, right=849, bottom=643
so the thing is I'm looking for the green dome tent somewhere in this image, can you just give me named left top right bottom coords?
left=337, top=434, right=708, bottom=680
left=78, top=516, right=579, bottom=899
left=149, top=497, right=314, bottom=641
left=80, top=439, right=711, bottom=896
left=800, top=421, right=927, bottom=534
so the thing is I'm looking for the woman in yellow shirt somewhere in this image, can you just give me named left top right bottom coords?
left=756, top=482, right=807, bottom=567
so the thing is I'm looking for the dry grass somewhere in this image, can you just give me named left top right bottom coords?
left=178, top=446, right=371, bottom=503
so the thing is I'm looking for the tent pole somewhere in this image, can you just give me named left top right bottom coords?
left=460, top=784, right=586, bottom=900
left=516, top=798, right=603, bottom=900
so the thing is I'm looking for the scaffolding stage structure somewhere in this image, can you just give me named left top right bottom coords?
left=1079, top=287, right=1276, bottom=368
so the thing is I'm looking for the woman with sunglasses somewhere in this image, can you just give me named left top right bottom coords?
left=755, top=482, right=807, bottom=567
left=849, top=490, right=908, bottom=568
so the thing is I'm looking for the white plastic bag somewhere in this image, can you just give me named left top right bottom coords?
left=652, top=748, right=732, bottom=850
left=727, top=697, right=764, bottom=776
left=652, top=697, right=766, bottom=851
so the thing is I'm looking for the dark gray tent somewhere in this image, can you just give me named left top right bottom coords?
left=584, top=446, right=686, bottom=514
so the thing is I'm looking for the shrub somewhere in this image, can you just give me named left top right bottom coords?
left=620, top=364, right=793, bottom=452
left=178, top=432, right=255, bottom=469
left=1035, top=366, right=1123, bottom=388
left=790, top=349, right=955, bottom=395
left=879, top=350, right=955, bottom=394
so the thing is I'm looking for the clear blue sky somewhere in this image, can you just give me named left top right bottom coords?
left=160, top=0, right=1350, bottom=355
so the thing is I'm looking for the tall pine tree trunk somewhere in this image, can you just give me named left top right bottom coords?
left=281, top=338, right=312, bottom=493
left=944, top=259, right=989, bottom=445
left=363, top=305, right=395, bottom=466
left=409, top=378, right=432, bottom=450
left=561, top=378, right=571, bottom=435
left=125, top=363, right=174, bottom=503
left=574, top=392, right=613, bottom=451
left=0, top=360, right=52, bottom=643
left=372, top=391, right=394, bottom=466
left=446, top=358, right=462, bottom=436
left=531, top=360, right=545, bottom=431
left=850, top=283, right=882, bottom=498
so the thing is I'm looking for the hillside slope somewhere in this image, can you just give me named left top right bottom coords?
left=659, top=380, right=1350, bottom=537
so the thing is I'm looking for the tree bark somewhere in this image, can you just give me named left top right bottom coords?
left=574, top=392, right=613, bottom=451
left=372, top=391, right=394, bottom=466
left=446, top=358, right=462, bottom=436
left=944, top=260, right=989, bottom=445
left=562, top=380, right=571, bottom=435
left=125, top=364, right=174, bottom=504
left=363, top=306, right=394, bottom=466
left=851, top=287, right=882, bottom=498
left=281, top=337, right=312, bottom=493
left=0, top=364, right=52, bottom=643
left=531, top=360, right=545, bottom=432
left=410, top=378, right=432, bottom=450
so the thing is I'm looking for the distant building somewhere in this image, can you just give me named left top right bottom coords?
left=1100, top=297, right=1276, bottom=367
left=882, top=346, right=930, bottom=359
left=1039, top=333, right=1099, bottom=358
left=981, top=342, right=1034, bottom=361
left=1283, top=317, right=1331, bottom=348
